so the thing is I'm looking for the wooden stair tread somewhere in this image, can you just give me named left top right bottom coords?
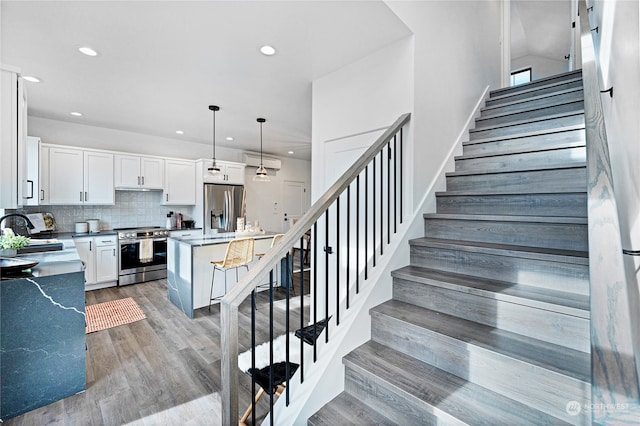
left=308, top=392, right=394, bottom=426
left=423, top=213, right=587, bottom=225
left=446, top=162, right=585, bottom=177
left=455, top=142, right=585, bottom=161
left=463, top=124, right=585, bottom=146
left=476, top=99, right=584, bottom=124
left=436, top=190, right=587, bottom=196
left=392, top=264, right=589, bottom=317
left=481, top=87, right=584, bottom=113
left=372, top=300, right=590, bottom=382
left=469, top=110, right=584, bottom=134
left=344, top=341, right=572, bottom=425
left=410, top=237, right=589, bottom=263
left=489, top=71, right=582, bottom=98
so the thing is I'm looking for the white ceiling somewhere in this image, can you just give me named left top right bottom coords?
left=511, top=0, right=571, bottom=61
left=1, top=1, right=412, bottom=160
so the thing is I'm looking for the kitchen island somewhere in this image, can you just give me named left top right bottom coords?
left=0, top=270, right=86, bottom=421
left=167, top=232, right=279, bottom=318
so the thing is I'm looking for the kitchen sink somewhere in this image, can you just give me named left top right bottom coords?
left=0, top=257, right=39, bottom=275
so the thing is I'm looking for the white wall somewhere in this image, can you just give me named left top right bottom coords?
left=385, top=0, right=502, bottom=205
left=511, top=54, right=570, bottom=80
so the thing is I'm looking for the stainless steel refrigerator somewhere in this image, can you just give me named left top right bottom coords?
left=203, top=183, right=246, bottom=234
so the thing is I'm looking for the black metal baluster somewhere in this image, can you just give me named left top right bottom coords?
left=251, top=290, right=256, bottom=426
left=346, top=185, right=350, bottom=309
left=269, top=269, right=274, bottom=425
left=393, top=134, right=397, bottom=234
left=313, top=222, right=318, bottom=362
left=378, top=149, right=383, bottom=257
left=299, top=231, right=304, bottom=382
left=336, top=196, right=340, bottom=326
left=324, top=211, right=330, bottom=343
left=400, top=128, right=404, bottom=223
left=356, top=175, right=360, bottom=293
left=387, top=143, right=391, bottom=245
left=284, top=259, right=291, bottom=404
left=373, top=155, right=376, bottom=267
left=365, top=167, right=368, bottom=280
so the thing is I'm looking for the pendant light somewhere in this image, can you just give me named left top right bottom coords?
left=208, top=105, right=221, bottom=175
left=253, top=117, right=270, bottom=182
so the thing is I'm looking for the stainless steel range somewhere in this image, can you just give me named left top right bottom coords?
left=117, top=226, right=169, bottom=285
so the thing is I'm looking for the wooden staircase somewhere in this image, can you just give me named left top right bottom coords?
left=309, top=70, right=591, bottom=425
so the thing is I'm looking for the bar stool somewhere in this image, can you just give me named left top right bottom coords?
left=209, top=237, right=255, bottom=310
left=255, top=234, right=295, bottom=294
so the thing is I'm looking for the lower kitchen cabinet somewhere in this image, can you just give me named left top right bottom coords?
left=74, top=234, right=118, bottom=290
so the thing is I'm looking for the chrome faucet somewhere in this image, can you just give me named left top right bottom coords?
left=0, top=213, right=35, bottom=235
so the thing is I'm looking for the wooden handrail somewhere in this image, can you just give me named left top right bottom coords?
left=578, top=0, right=640, bottom=421
left=220, top=113, right=411, bottom=425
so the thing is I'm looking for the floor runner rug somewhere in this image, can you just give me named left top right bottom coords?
left=85, top=297, right=146, bottom=333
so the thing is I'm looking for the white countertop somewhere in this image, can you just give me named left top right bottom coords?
left=170, top=231, right=278, bottom=247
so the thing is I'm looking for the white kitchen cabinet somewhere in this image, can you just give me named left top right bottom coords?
left=164, top=159, right=196, bottom=205
left=48, top=146, right=114, bottom=205
left=75, top=235, right=118, bottom=289
left=0, top=66, right=27, bottom=209
left=22, top=136, right=40, bottom=206
left=203, top=159, right=245, bottom=185
left=114, top=154, right=164, bottom=189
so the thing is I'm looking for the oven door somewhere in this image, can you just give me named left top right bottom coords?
left=119, top=238, right=167, bottom=274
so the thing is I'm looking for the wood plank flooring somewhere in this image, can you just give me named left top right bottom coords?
left=5, top=274, right=309, bottom=426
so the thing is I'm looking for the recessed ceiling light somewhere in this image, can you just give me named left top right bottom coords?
left=70, top=112, right=83, bottom=117
left=23, top=76, right=41, bottom=83
left=226, top=137, right=234, bottom=141
left=176, top=130, right=184, bottom=135
left=78, top=46, right=98, bottom=57
left=260, top=45, right=276, bottom=56
left=288, top=151, right=294, bottom=155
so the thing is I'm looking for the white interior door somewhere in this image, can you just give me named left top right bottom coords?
left=283, top=180, right=306, bottom=231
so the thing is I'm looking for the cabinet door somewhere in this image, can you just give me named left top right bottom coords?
left=49, top=147, right=84, bottom=204
left=95, top=244, right=118, bottom=283
left=23, top=137, right=40, bottom=206
left=114, top=154, right=141, bottom=188
left=39, top=145, right=50, bottom=204
left=140, top=157, right=164, bottom=189
left=224, top=162, right=245, bottom=185
left=164, top=160, right=196, bottom=205
left=84, top=151, right=114, bottom=204
left=74, top=238, right=96, bottom=284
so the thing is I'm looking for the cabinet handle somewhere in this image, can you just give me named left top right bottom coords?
left=80, top=191, right=83, bottom=202
left=166, top=194, right=169, bottom=202
left=138, top=176, right=141, bottom=185
left=40, top=189, right=44, bottom=201
left=89, top=241, right=92, bottom=251
left=85, top=192, right=88, bottom=202
left=26, top=180, right=34, bottom=199
left=142, top=176, right=145, bottom=185
left=113, top=248, right=115, bottom=256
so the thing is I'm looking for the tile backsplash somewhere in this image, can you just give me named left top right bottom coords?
left=17, top=191, right=195, bottom=233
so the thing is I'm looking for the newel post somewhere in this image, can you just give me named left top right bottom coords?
left=221, top=300, right=239, bottom=425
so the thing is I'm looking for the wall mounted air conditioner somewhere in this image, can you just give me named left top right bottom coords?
left=243, top=152, right=281, bottom=170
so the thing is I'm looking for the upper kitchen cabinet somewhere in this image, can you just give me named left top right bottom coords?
left=114, top=154, right=164, bottom=190
left=163, top=159, right=196, bottom=205
left=202, top=160, right=245, bottom=185
left=47, top=145, right=114, bottom=205
left=22, top=136, right=40, bottom=206
left=0, top=66, right=27, bottom=209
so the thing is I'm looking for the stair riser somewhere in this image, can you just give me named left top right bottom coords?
left=344, top=365, right=445, bottom=425
left=371, top=310, right=590, bottom=423
left=490, top=72, right=582, bottom=98
left=436, top=193, right=587, bottom=217
left=446, top=167, right=587, bottom=193
left=409, top=244, right=589, bottom=295
left=463, top=129, right=585, bottom=156
left=475, top=101, right=584, bottom=128
left=470, top=114, right=584, bottom=140
left=487, top=79, right=583, bottom=107
left=456, top=146, right=586, bottom=173
left=481, top=90, right=584, bottom=117
left=391, top=278, right=590, bottom=352
left=423, top=218, right=588, bottom=252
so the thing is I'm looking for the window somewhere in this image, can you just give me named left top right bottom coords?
left=511, top=68, right=532, bottom=86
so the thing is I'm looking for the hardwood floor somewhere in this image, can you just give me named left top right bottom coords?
left=5, top=274, right=310, bottom=426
